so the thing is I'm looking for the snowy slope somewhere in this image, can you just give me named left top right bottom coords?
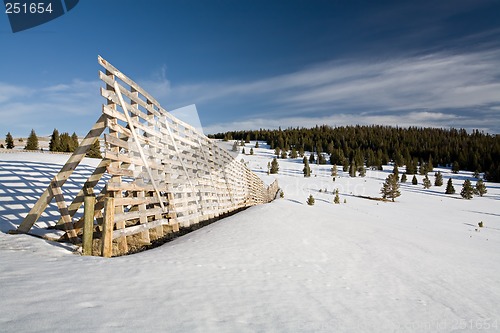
left=1, top=146, right=499, bottom=332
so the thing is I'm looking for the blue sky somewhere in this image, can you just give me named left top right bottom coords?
left=1, top=0, right=500, bottom=137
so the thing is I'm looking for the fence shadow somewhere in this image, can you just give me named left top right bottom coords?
left=0, top=160, right=107, bottom=234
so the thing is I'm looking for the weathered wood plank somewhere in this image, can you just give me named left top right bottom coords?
left=112, top=218, right=170, bottom=239
left=101, top=197, right=114, bottom=257
left=82, top=195, right=95, bottom=256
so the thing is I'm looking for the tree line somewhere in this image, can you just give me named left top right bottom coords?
left=210, top=125, right=500, bottom=182
left=3, top=129, right=101, bottom=158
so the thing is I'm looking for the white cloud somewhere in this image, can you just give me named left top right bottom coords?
left=2, top=49, right=500, bottom=137
left=150, top=49, right=500, bottom=133
left=0, top=79, right=101, bottom=136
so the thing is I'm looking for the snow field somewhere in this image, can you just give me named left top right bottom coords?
left=0, top=145, right=499, bottom=332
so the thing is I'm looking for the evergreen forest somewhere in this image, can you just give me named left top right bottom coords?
left=210, top=125, right=500, bottom=182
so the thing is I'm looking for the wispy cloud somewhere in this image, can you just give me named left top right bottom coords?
left=2, top=49, right=500, bottom=137
left=145, top=49, right=500, bottom=133
left=0, top=79, right=101, bottom=136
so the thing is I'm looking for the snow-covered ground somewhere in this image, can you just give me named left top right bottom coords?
left=1, top=144, right=499, bottom=332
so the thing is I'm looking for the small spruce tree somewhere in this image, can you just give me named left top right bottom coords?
left=334, top=189, right=340, bottom=204
left=275, top=147, right=281, bottom=158
left=460, top=179, right=474, bottom=199
left=474, top=179, right=487, bottom=197
left=25, top=129, right=39, bottom=150
left=307, top=194, right=315, bottom=206
left=49, top=128, right=60, bottom=152
left=280, top=190, right=284, bottom=198
left=412, top=175, right=418, bottom=185
left=87, top=138, right=102, bottom=158
left=452, top=161, right=460, bottom=174
left=303, top=159, right=311, bottom=177
left=358, top=166, right=366, bottom=177
left=270, top=158, right=279, bottom=174
left=309, top=153, right=315, bottom=164
left=5, top=132, right=14, bottom=149
left=445, top=178, right=455, bottom=194
left=232, top=141, right=238, bottom=152
left=255, top=141, right=259, bottom=148
left=392, top=164, right=399, bottom=177
left=280, top=150, right=287, bottom=159
left=434, top=171, right=443, bottom=186
left=381, top=173, right=401, bottom=202
left=400, top=173, right=407, bottom=183
left=242, top=147, right=246, bottom=154
left=250, top=148, right=254, bottom=155
left=331, top=164, right=338, bottom=177
left=423, top=174, right=431, bottom=189
left=349, top=160, right=356, bottom=177
left=71, top=132, right=79, bottom=151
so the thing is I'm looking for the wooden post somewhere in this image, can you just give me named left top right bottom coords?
left=101, top=197, right=115, bottom=258
left=82, top=195, right=96, bottom=256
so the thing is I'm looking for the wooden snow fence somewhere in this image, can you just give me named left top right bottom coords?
left=14, top=56, right=279, bottom=257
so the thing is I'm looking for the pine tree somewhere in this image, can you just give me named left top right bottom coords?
left=309, top=153, right=315, bottom=164
left=419, top=162, right=428, bottom=175
left=255, top=141, right=259, bottom=148
left=280, top=190, right=284, bottom=198
left=434, top=171, right=443, bottom=186
left=380, top=173, right=401, bottom=202
left=250, top=148, right=254, bottom=155
left=86, top=138, right=102, bottom=158
left=349, top=160, right=356, bottom=177
left=423, top=174, right=431, bottom=189
left=242, top=148, right=246, bottom=154
left=412, top=175, right=418, bottom=185
left=280, top=150, right=287, bottom=159
left=307, top=194, right=315, bottom=206
left=358, top=166, right=366, bottom=177
left=232, top=141, right=238, bottom=152
left=25, top=129, right=39, bottom=150
left=71, top=132, right=79, bottom=151
left=334, top=188, right=340, bottom=204
left=392, top=164, right=399, bottom=177
left=401, top=173, right=407, bottom=183
left=318, top=154, right=327, bottom=165
left=303, top=159, right=311, bottom=177
left=270, top=158, right=279, bottom=174
left=331, top=165, right=338, bottom=177
left=59, top=132, right=72, bottom=152
left=342, top=158, right=349, bottom=172
left=452, top=161, right=460, bottom=174
left=474, top=179, right=487, bottom=197
left=49, top=128, right=60, bottom=152
left=290, top=147, right=298, bottom=159
left=5, top=132, right=14, bottom=149
left=460, top=179, right=474, bottom=199
left=275, top=147, right=280, bottom=158
left=445, top=178, right=455, bottom=194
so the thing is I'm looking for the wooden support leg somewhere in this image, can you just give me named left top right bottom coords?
left=83, top=195, right=96, bottom=256
left=101, top=197, right=115, bottom=258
